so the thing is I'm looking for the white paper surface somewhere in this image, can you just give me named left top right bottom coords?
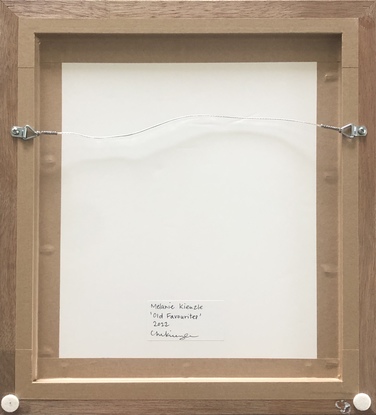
left=59, top=62, right=317, bottom=358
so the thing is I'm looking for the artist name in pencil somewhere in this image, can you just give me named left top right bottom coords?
left=150, top=330, right=199, bottom=340
left=150, top=302, right=204, bottom=311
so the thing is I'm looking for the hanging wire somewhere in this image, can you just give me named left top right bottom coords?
left=11, top=114, right=366, bottom=141
left=50, top=114, right=341, bottom=140
left=55, top=115, right=324, bottom=139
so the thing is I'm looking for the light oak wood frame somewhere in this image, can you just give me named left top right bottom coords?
left=1, top=1, right=375, bottom=414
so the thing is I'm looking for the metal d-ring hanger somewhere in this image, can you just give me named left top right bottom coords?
left=10, top=115, right=368, bottom=141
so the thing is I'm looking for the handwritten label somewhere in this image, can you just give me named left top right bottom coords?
left=148, top=301, right=224, bottom=341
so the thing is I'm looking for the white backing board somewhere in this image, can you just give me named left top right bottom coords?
left=60, top=62, right=317, bottom=358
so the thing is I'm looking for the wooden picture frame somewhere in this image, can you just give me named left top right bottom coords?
left=0, top=1, right=375, bottom=414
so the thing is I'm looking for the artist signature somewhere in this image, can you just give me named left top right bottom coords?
left=150, top=330, right=199, bottom=341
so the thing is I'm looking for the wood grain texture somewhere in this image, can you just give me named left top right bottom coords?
left=37, top=357, right=340, bottom=378
left=359, top=1, right=376, bottom=410
left=11, top=399, right=354, bottom=415
left=0, top=0, right=18, bottom=397
left=1, top=0, right=374, bottom=19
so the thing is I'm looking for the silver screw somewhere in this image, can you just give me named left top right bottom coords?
left=11, top=127, right=20, bottom=135
left=358, top=126, right=367, bottom=136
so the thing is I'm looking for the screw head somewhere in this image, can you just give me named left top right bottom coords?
left=11, top=127, right=20, bottom=135
left=358, top=126, right=367, bottom=136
